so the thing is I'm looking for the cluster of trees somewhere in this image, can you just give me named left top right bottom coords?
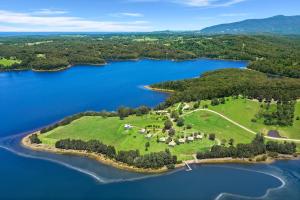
left=196, top=134, right=296, bottom=159
left=152, top=69, right=300, bottom=108
left=266, top=141, right=296, bottom=154
left=29, top=133, right=41, bottom=144
left=55, top=139, right=177, bottom=169
left=40, top=111, right=118, bottom=133
left=1, top=34, right=299, bottom=78
left=211, top=98, right=225, bottom=106
left=259, top=101, right=296, bottom=126
left=116, top=148, right=177, bottom=169
left=56, top=139, right=116, bottom=158
left=117, top=106, right=150, bottom=119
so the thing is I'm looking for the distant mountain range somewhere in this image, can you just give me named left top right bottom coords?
left=200, top=15, right=300, bottom=35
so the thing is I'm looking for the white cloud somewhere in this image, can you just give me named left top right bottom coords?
left=175, top=0, right=246, bottom=7
left=121, top=12, right=144, bottom=17
left=0, top=10, right=151, bottom=32
left=110, top=12, right=144, bottom=18
left=32, top=9, right=69, bottom=15
left=130, top=0, right=246, bottom=7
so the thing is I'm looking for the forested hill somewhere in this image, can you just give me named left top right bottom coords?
left=0, top=34, right=300, bottom=78
left=200, top=15, right=300, bottom=35
left=151, top=68, right=300, bottom=106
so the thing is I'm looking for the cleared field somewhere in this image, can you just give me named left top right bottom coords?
left=39, top=112, right=232, bottom=160
left=208, top=98, right=300, bottom=140
left=183, top=110, right=254, bottom=144
left=0, top=58, right=21, bottom=67
left=39, top=97, right=300, bottom=160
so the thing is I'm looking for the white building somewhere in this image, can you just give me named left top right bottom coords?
left=139, top=128, right=146, bottom=134
left=159, top=137, right=166, bottom=142
left=179, top=138, right=185, bottom=143
left=124, top=124, right=133, bottom=130
left=145, top=133, right=152, bottom=138
left=196, top=134, right=203, bottom=139
left=168, top=140, right=176, bottom=147
left=187, top=136, right=194, bottom=141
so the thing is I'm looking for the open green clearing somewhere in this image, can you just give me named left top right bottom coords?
left=39, top=114, right=217, bottom=160
left=205, top=97, right=300, bottom=140
left=0, top=58, right=21, bottom=67
left=183, top=110, right=253, bottom=144
left=39, top=97, right=300, bottom=160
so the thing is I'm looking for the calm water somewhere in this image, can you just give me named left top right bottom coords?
left=0, top=59, right=299, bottom=200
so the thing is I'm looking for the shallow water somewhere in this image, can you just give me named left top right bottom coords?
left=0, top=59, right=299, bottom=200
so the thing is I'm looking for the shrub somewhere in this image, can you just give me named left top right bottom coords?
left=186, top=124, right=192, bottom=129
left=164, top=119, right=173, bottom=130
left=268, top=152, right=278, bottom=158
left=176, top=118, right=185, bottom=127
left=208, top=133, right=216, bottom=141
left=29, top=134, right=41, bottom=144
left=166, top=164, right=175, bottom=169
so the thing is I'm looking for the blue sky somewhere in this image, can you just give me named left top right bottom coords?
left=0, top=0, right=299, bottom=32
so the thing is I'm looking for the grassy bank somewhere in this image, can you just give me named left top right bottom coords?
left=0, top=58, right=21, bottom=67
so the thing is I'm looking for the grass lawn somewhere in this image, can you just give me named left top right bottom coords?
left=208, top=97, right=300, bottom=140
left=183, top=110, right=254, bottom=144
left=39, top=97, right=300, bottom=160
left=39, top=114, right=215, bottom=160
left=0, top=58, right=21, bottom=67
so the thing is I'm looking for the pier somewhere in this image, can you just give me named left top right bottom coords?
left=184, top=161, right=192, bottom=171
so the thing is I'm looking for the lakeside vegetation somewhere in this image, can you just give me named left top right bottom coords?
left=151, top=69, right=300, bottom=104
left=27, top=97, right=300, bottom=170
left=1, top=34, right=300, bottom=78
left=0, top=57, right=21, bottom=67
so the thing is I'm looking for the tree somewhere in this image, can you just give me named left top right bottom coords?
left=29, top=134, right=41, bottom=144
left=145, top=142, right=150, bottom=151
left=209, top=133, right=216, bottom=141
left=229, top=138, right=234, bottom=146
left=136, top=106, right=150, bottom=116
left=117, top=106, right=130, bottom=119
left=170, top=110, right=179, bottom=121
left=221, top=139, right=227, bottom=146
left=186, top=124, right=192, bottom=129
left=211, top=98, right=220, bottom=106
left=164, top=119, right=173, bottom=129
left=193, top=101, right=200, bottom=109
left=176, top=118, right=185, bottom=127
left=219, top=98, right=225, bottom=104
left=168, top=128, right=176, bottom=137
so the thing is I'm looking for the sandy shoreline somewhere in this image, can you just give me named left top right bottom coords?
left=21, top=132, right=299, bottom=174
left=21, top=132, right=169, bottom=174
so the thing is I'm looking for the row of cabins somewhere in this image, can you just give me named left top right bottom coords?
left=125, top=124, right=203, bottom=147
left=160, top=134, right=203, bottom=147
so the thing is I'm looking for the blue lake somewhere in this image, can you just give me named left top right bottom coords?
left=0, top=59, right=299, bottom=200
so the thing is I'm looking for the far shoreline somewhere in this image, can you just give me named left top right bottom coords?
left=0, top=57, right=248, bottom=73
left=21, top=131, right=300, bottom=174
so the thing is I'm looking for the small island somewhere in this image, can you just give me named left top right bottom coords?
left=22, top=95, right=300, bottom=173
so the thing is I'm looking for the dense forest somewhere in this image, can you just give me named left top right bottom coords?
left=152, top=69, right=300, bottom=105
left=0, top=34, right=299, bottom=77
